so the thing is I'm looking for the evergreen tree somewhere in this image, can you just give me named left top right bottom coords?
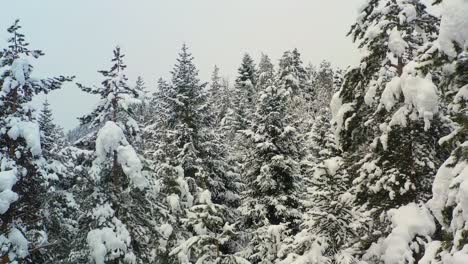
left=331, top=0, right=447, bottom=261
left=277, top=49, right=308, bottom=97
left=228, top=53, right=257, bottom=133
left=422, top=1, right=468, bottom=262
left=312, top=60, right=335, bottom=113
left=281, top=157, right=369, bottom=264
left=0, top=20, right=72, bottom=263
left=240, top=79, right=303, bottom=263
left=256, top=54, right=275, bottom=92
left=332, top=0, right=443, bottom=213
left=38, top=99, right=66, bottom=158
left=69, top=47, right=155, bottom=264
left=153, top=44, right=241, bottom=263
left=207, top=65, right=227, bottom=127
left=276, top=49, right=310, bottom=132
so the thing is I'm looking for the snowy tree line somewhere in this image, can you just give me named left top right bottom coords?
left=0, top=0, right=467, bottom=263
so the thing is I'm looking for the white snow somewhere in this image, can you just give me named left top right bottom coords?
left=7, top=228, right=29, bottom=259
left=94, top=121, right=148, bottom=189
left=198, top=189, right=213, bottom=206
left=364, top=203, right=436, bottom=264
left=92, top=203, right=115, bottom=225
left=380, top=77, right=401, bottom=111
left=388, top=29, right=408, bottom=57
left=438, top=0, right=468, bottom=57
left=428, top=154, right=467, bottom=226
left=117, top=145, right=146, bottom=189
left=87, top=218, right=133, bottom=264
left=419, top=241, right=441, bottom=264
left=167, top=194, right=181, bottom=213
left=7, top=119, right=42, bottom=156
left=95, top=121, right=127, bottom=163
left=400, top=63, right=439, bottom=130
left=11, top=58, right=29, bottom=86
left=0, top=170, right=18, bottom=214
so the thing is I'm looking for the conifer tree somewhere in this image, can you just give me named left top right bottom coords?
left=276, top=49, right=310, bottom=132
left=153, top=45, right=241, bottom=263
left=331, top=0, right=447, bottom=261
left=69, top=47, right=154, bottom=264
left=38, top=99, right=66, bottom=158
left=332, top=0, right=443, bottom=212
left=277, top=49, right=308, bottom=97
left=0, top=20, right=72, bottom=263
left=421, top=1, right=468, bottom=262
left=256, top=54, right=275, bottom=92
left=228, top=53, right=257, bottom=133
left=240, top=78, right=303, bottom=263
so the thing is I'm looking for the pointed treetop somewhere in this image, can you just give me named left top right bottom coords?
left=99, top=46, right=127, bottom=78
left=3, top=19, right=44, bottom=59
left=236, top=53, right=257, bottom=87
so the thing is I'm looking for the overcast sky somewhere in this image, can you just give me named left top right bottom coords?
left=1, top=0, right=363, bottom=130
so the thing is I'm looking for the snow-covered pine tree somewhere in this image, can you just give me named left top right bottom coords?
left=207, top=65, right=229, bottom=128
left=228, top=53, right=257, bottom=134
left=276, top=49, right=310, bottom=133
left=281, top=157, right=370, bottom=264
left=38, top=99, right=65, bottom=158
left=152, top=44, right=241, bottom=263
left=37, top=100, right=81, bottom=263
left=277, top=49, right=308, bottom=97
left=0, top=20, right=72, bottom=263
left=133, top=76, right=148, bottom=123
left=240, top=78, right=303, bottom=264
left=331, top=0, right=450, bottom=261
left=421, top=0, right=468, bottom=262
left=332, top=0, right=443, bottom=214
left=256, top=54, right=275, bottom=92
left=69, top=47, right=155, bottom=264
left=312, top=61, right=335, bottom=113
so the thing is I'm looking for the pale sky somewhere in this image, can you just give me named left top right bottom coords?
left=1, top=0, right=363, bottom=130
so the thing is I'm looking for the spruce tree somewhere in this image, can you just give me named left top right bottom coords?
left=69, top=47, right=154, bottom=264
left=256, top=54, right=275, bottom=92
left=333, top=0, right=443, bottom=212
left=422, top=0, right=468, bottom=262
left=331, top=0, right=447, bottom=261
left=240, top=78, right=303, bottom=263
left=0, top=20, right=72, bottom=263
left=228, top=53, right=257, bottom=133
left=276, top=49, right=310, bottom=132
left=153, top=44, right=241, bottom=263
left=277, top=49, right=308, bottom=97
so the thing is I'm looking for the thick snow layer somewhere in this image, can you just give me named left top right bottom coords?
left=438, top=0, right=468, bottom=57
left=95, top=121, right=127, bottom=164
left=94, top=121, right=147, bottom=189
left=11, top=58, right=29, bottom=86
left=364, top=203, right=435, bottom=264
left=380, top=62, right=439, bottom=131
left=7, top=119, right=42, bottom=156
left=428, top=154, right=467, bottom=226
left=7, top=228, right=29, bottom=259
left=87, top=218, right=133, bottom=264
left=117, top=145, right=146, bottom=189
left=419, top=241, right=441, bottom=264
left=92, top=203, right=115, bottom=225
left=0, top=170, right=18, bottom=214
left=380, top=77, right=401, bottom=111
left=388, top=29, right=408, bottom=57
left=400, top=64, right=439, bottom=129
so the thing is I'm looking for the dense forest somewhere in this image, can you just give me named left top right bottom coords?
left=0, top=0, right=467, bottom=263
